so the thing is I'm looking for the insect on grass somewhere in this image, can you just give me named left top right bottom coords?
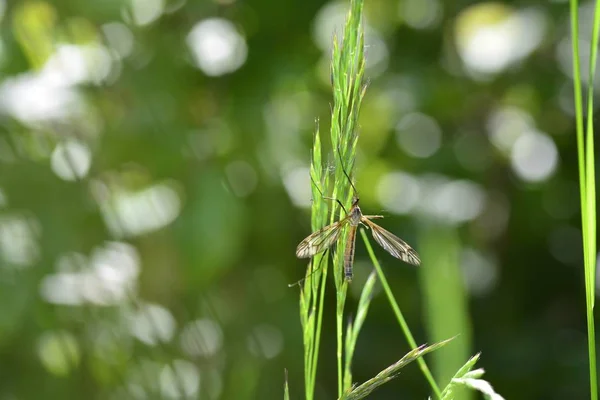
left=296, top=152, right=421, bottom=282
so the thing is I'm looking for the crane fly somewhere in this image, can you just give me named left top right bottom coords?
left=296, top=172, right=421, bottom=282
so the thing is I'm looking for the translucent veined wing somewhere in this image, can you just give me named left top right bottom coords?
left=362, top=218, right=421, bottom=266
left=296, top=218, right=347, bottom=258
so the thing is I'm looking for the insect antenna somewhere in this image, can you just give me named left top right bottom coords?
left=288, top=250, right=330, bottom=288
left=335, top=141, right=358, bottom=199
left=309, top=167, right=348, bottom=215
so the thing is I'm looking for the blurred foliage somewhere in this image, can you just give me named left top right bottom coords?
left=0, top=0, right=592, bottom=399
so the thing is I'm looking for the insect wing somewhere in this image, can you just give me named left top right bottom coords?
left=296, top=219, right=347, bottom=258
left=363, top=218, right=421, bottom=266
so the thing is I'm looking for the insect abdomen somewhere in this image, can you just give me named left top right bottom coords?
left=344, top=226, right=357, bottom=281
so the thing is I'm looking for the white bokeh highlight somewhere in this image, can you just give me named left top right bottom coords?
left=37, top=330, right=80, bottom=376
left=102, top=22, right=135, bottom=59
left=456, top=6, right=546, bottom=76
left=51, top=140, right=92, bottom=181
left=396, top=112, right=442, bottom=158
left=0, top=43, right=112, bottom=127
left=401, top=0, right=443, bottom=30
left=282, top=165, right=311, bottom=208
left=187, top=18, right=247, bottom=76
left=44, top=44, right=113, bottom=86
left=0, top=74, right=81, bottom=124
left=225, top=161, right=258, bottom=197
left=0, top=214, right=40, bottom=267
left=180, top=319, right=223, bottom=357
left=160, top=360, right=201, bottom=399
left=95, top=181, right=182, bottom=238
left=129, top=303, right=176, bottom=346
left=312, top=2, right=388, bottom=74
left=510, top=130, right=558, bottom=183
left=377, top=172, right=487, bottom=225
left=377, top=171, right=421, bottom=214
left=129, top=0, right=164, bottom=26
left=486, top=106, right=534, bottom=154
left=40, top=242, right=140, bottom=306
left=247, top=324, right=283, bottom=359
left=460, top=248, right=498, bottom=297
left=422, top=178, right=486, bottom=224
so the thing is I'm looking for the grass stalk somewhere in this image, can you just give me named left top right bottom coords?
left=300, top=0, right=447, bottom=397
left=341, top=338, right=453, bottom=400
left=360, top=230, right=442, bottom=398
left=570, top=0, right=598, bottom=398
left=328, top=0, right=366, bottom=397
left=418, top=227, right=471, bottom=399
left=300, top=123, right=331, bottom=400
left=343, top=272, right=378, bottom=391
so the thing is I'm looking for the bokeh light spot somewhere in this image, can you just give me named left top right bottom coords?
left=51, top=140, right=91, bottom=181
left=180, top=319, right=223, bottom=357
left=37, top=331, right=80, bottom=376
left=102, top=22, right=135, bottom=59
left=313, top=2, right=388, bottom=74
left=44, top=44, right=113, bottom=86
left=187, top=18, right=247, bottom=76
left=0, top=214, right=40, bottom=267
left=401, top=0, right=443, bottom=30
left=396, top=112, right=442, bottom=158
left=282, top=166, right=311, bottom=208
left=40, top=243, right=139, bottom=306
left=129, top=0, right=164, bottom=26
left=97, top=182, right=182, bottom=238
left=455, top=4, right=546, bottom=76
left=225, top=160, right=258, bottom=197
left=460, top=248, right=498, bottom=297
left=487, top=106, right=534, bottom=154
left=510, top=131, right=558, bottom=183
left=422, top=177, right=486, bottom=224
left=247, top=324, right=283, bottom=359
left=0, top=73, right=81, bottom=124
left=377, top=171, right=420, bottom=214
left=129, top=304, right=176, bottom=346
left=312, top=2, right=351, bottom=52
left=160, top=360, right=201, bottom=398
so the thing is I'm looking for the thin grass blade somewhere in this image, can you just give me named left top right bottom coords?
left=340, top=338, right=454, bottom=400
left=360, top=229, right=442, bottom=398
left=343, top=272, right=377, bottom=390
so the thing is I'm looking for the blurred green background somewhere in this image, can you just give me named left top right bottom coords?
left=0, top=0, right=592, bottom=399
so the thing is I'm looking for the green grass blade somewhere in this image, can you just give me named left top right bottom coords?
left=419, top=227, right=472, bottom=399
left=341, top=338, right=453, bottom=400
left=300, top=117, right=331, bottom=400
left=343, top=272, right=377, bottom=390
left=328, top=0, right=365, bottom=396
left=284, top=369, right=290, bottom=400
left=308, top=254, right=329, bottom=399
left=359, top=229, right=442, bottom=398
left=441, top=354, right=505, bottom=400
left=571, top=0, right=599, bottom=397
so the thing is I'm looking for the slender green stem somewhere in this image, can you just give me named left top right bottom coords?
left=360, top=229, right=442, bottom=399
left=337, top=305, right=344, bottom=396
left=309, top=256, right=329, bottom=398
left=571, top=0, right=598, bottom=397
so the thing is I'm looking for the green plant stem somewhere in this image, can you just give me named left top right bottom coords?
left=360, top=229, right=442, bottom=399
left=336, top=284, right=348, bottom=397
left=337, top=307, right=343, bottom=396
left=309, top=258, right=329, bottom=399
left=571, top=0, right=598, bottom=397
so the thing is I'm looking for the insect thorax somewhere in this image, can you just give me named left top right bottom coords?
left=349, top=205, right=362, bottom=226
